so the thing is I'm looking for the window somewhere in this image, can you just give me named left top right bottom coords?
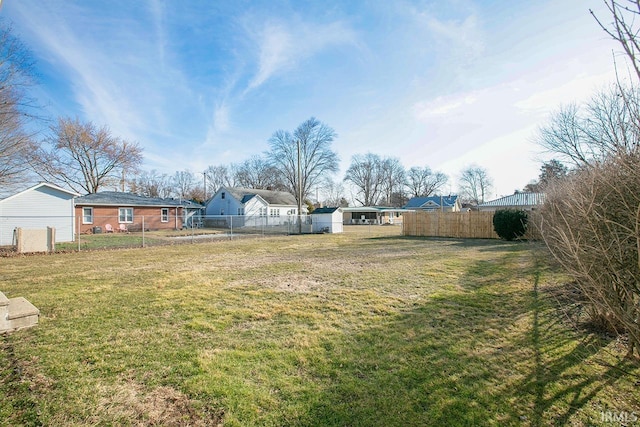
left=237, top=207, right=244, bottom=215
left=221, top=192, right=225, bottom=199
left=119, top=207, right=133, bottom=223
left=82, top=207, right=93, bottom=224
left=161, top=208, right=169, bottom=223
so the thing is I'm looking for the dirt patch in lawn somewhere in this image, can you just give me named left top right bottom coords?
left=89, top=379, right=224, bottom=426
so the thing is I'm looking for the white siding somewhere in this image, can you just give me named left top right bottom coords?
left=312, top=211, right=343, bottom=233
left=0, top=185, right=76, bottom=246
left=205, top=188, right=242, bottom=216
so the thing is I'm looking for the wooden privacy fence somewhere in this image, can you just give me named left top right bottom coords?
left=402, top=211, right=542, bottom=240
left=403, top=211, right=498, bottom=239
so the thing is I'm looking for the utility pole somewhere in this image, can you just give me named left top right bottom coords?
left=297, top=139, right=302, bottom=234
left=203, top=171, right=207, bottom=202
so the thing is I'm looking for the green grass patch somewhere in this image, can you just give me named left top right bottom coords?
left=0, top=226, right=638, bottom=426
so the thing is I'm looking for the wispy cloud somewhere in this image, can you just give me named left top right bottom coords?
left=147, top=0, right=167, bottom=67
left=424, top=14, right=485, bottom=62
left=243, top=17, right=359, bottom=93
left=413, top=92, right=480, bottom=118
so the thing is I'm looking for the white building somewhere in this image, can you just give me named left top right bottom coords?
left=205, top=187, right=300, bottom=227
left=0, top=183, right=79, bottom=246
left=311, top=207, right=343, bottom=233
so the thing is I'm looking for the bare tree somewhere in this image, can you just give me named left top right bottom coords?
left=319, top=178, right=348, bottom=207
left=591, top=0, right=640, bottom=81
left=536, top=0, right=640, bottom=360
left=172, top=170, right=198, bottom=200
left=406, top=166, right=448, bottom=197
left=458, top=165, right=493, bottom=205
left=0, top=21, right=38, bottom=189
left=343, top=153, right=385, bottom=206
left=32, top=117, right=143, bottom=194
left=267, top=117, right=339, bottom=207
left=204, top=164, right=234, bottom=193
left=537, top=85, right=640, bottom=167
left=380, top=157, right=406, bottom=206
left=232, top=155, right=284, bottom=190
left=130, top=170, right=172, bottom=198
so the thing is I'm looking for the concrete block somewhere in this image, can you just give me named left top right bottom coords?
left=0, top=296, right=39, bottom=333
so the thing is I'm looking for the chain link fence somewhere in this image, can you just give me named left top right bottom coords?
left=0, top=214, right=317, bottom=254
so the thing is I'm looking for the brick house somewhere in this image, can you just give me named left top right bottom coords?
left=74, top=192, right=184, bottom=233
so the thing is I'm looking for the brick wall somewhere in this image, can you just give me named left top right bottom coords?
left=74, top=206, right=183, bottom=234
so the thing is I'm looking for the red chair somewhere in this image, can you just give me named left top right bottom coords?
left=105, top=224, right=114, bottom=233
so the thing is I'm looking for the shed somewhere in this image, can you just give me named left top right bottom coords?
left=0, top=183, right=79, bottom=246
left=311, top=207, right=343, bottom=233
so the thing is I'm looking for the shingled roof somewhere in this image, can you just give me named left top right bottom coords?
left=225, top=187, right=297, bottom=206
left=403, top=195, right=458, bottom=209
left=75, top=191, right=183, bottom=207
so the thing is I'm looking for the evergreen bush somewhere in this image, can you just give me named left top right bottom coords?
left=492, top=209, right=528, bottom=241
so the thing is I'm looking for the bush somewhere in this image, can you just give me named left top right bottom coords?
left=538, top=153, right=640, bottom=358
left=492, top=209, right=528, bottom=241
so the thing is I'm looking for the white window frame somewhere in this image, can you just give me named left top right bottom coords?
left=119, top=207, right=133, bottom=223
left=82, top=207, right=93, bottom=224
left=161, top=208, right=169, bottom=223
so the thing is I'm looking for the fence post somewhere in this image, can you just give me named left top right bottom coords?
left=229, top=215, right=233, bottom=239
left=142, top=216, right=145, bottom=248
left=77, top=215, right=81, bottom=252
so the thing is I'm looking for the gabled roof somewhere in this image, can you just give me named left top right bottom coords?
left=0, top=182, right=79, bottom=204
left=404, top=195, right=458, bottom=209
left=479, top=192, right=545, bottom=208
left=75, top=191, right=183, bottom=207
left=225, top=187, right=297, bottom=206
left=312, top=207, right=341, bottom=214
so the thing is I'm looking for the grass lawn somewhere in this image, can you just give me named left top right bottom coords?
left=54, top=228, right=228, bottom=252
left=0, top=226, right=638, bottom=426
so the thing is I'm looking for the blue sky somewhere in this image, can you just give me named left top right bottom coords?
left=2, top=0, right=621, bottom=199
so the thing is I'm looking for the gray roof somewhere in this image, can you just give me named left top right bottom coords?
left=404, top=195, right=458, bottom=209
left=312, top=207, right=341, bottom=214
left=0, top=182, right=79, bottom=202
left=226, top=187, right=297, bottom=206
left=479, top=192, right=545, bottom=207
left=75, top=191, right=184, bottom=207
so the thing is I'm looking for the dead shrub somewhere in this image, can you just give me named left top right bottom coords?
left=538, top=153, right=640, bottom=358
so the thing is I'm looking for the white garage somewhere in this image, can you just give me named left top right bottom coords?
left=0, top=183, right=79, bottom=246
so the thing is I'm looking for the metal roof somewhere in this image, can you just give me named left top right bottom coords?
left=479, top=192, right=545, bottom=207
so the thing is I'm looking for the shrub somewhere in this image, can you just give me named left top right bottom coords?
left=492, top=209, right=528, bottom=241
left=538, top=153, right=640, bottom=358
